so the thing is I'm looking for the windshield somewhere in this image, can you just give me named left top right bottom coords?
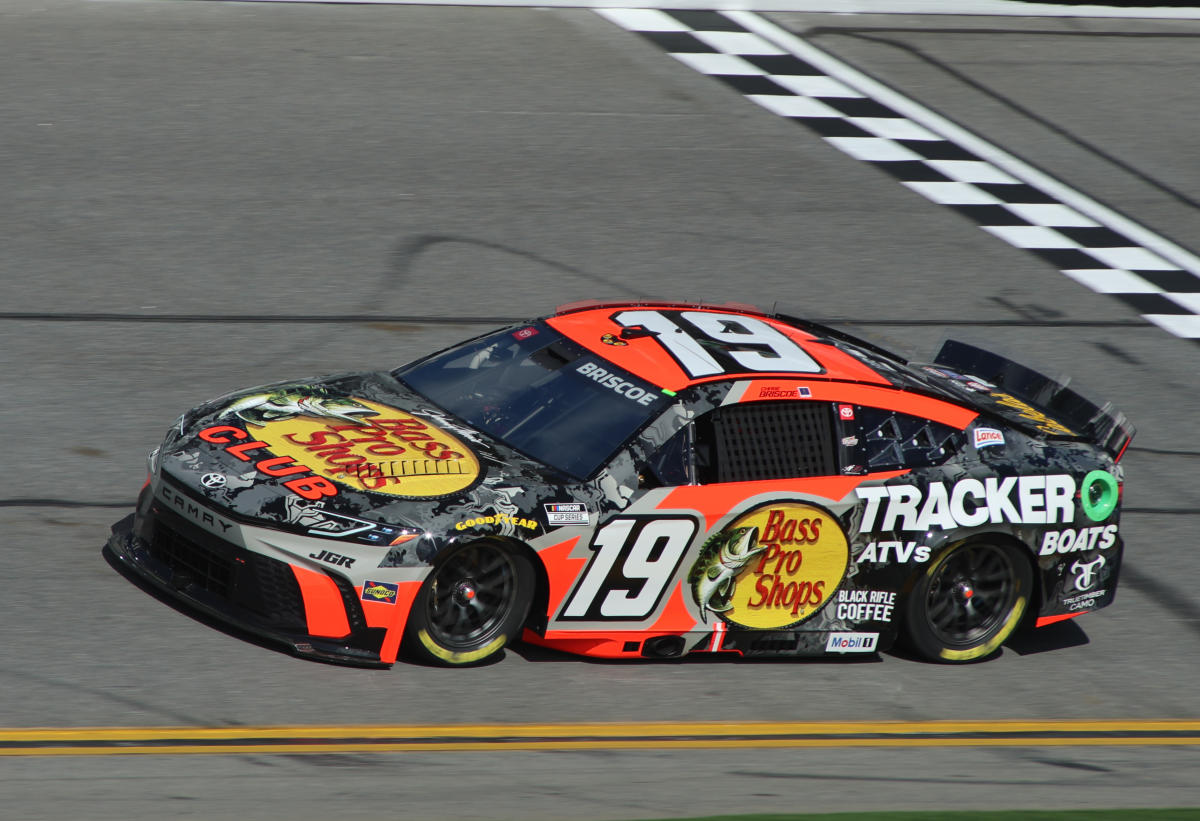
left=395, top=324, right=670, bottom=479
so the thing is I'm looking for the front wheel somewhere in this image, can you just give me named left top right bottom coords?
left=404, top=541, right=534, bottom=667
left=903, top=539, right=1031, bottom=663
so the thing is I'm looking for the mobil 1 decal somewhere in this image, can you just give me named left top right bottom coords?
left=689, top=502, right=850, bottom=629
left=559, top=516, right=698, bottom=621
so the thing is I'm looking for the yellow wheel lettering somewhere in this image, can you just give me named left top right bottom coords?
left=417, top=629, right=507, bottom=665
left=938, top=593, right=1028, bottom=661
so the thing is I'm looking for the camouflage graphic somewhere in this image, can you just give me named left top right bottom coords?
left=224, top=388, right=378, bottom=426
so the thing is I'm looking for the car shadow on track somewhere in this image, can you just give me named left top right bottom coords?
left=510, top=619, right=1090, bottom=666
left=1006, top=619, right=1090, bottom=656
left=101, top=542, right=1089, bottom=669
left=100, top=543, right=377, bottom=670
left=508, top=642, right=886, bottom=666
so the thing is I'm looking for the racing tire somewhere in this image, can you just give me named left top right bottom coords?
left=404, top=540, right=534, bottom=667
left=903, top=539, right=1032, bottom=663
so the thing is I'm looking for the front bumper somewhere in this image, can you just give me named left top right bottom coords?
left=106, top=490, right=392, bottom=668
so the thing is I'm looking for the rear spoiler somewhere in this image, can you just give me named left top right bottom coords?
left=934, top=340, right=1135, bottom=461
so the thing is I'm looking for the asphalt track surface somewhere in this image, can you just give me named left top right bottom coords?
left=2, top=1, right=1200, bottom=819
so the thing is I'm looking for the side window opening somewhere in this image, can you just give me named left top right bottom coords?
left=699, top=402, right=838, bottom=483
left=855, top=407, right=961, bottom=471
left=642, top=423, right=695, bottom=487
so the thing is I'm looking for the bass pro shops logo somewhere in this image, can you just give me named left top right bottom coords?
left=688, top=502, right=849, bottom=630
left=200, top=398, right=481, bottom=501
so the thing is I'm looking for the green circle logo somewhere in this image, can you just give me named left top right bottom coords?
left=1081, top=470, right=1119, bottom=522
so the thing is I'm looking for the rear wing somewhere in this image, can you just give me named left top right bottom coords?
left=934, top=340, right=1135, bottom=461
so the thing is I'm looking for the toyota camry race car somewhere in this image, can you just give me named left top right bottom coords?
left=107, top=301, right=1133, bottom=667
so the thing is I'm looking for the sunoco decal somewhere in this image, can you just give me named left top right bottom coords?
left=210, top=397, right=481, bottom=499
left=688, top=502, right=849, bottom=629
left=361, top=580, right=399, bottom=604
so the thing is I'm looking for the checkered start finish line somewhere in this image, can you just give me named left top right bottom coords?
left=599, top=8, right=1200, bottom=345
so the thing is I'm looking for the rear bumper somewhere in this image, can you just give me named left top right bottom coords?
left=106, top=492, right=392, bottom=668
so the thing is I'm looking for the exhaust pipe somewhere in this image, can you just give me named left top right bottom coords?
left=641, top=635, right=686, bottom=658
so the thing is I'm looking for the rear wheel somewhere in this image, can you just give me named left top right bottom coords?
left=904, top=539, right=1031, bottom=663
left=404, top=540, right=534, bottom=667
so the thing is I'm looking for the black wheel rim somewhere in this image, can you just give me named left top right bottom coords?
left=925, top=543, right=1018, bottom=648
left=425, top=544, right=518, bottom=650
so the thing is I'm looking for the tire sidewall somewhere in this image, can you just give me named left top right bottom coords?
left=903, top=538, right=1032, bottom=664
left=404, top=541, right=535, bottom=667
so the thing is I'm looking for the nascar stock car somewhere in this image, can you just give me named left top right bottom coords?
left=107, top=300, right=1133, bottom=667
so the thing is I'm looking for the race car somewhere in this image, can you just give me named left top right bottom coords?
left=106, top=300, right=1133, bottom=667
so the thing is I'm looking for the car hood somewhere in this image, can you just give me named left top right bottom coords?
left=156, top=371, right=568, bottom=540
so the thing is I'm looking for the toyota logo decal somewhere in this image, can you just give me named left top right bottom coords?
left=201, top=473, right=227, bottom=489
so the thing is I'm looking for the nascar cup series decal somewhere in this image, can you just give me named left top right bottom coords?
left=688, top=503, right=849, bottom=629
left=201, top=394, right=480, bottom=499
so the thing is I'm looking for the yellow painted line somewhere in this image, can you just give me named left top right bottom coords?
left=1, top=720, right=1198, bottom=756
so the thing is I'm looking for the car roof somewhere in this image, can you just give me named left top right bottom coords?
left=545, top=300, right=898, bottom=390
left=543, top=300, right=980, bottom=430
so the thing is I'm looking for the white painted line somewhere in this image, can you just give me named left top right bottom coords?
left=1085, top=247, right=1179, bottom=271
left=671, top=52, right=763, bottom=75
left=748, top=94, right=843, bottom=118
left=1144, top=314, right=1200, bottom=338
left=1004, top=204, right=1099, bottom=228
left=693, top=31, right=784, bottom=55
left=596, top=8, right=688, bottom=30
left=727, top=10, right=1200, bottom=280
left=845, top=118, right=942, bottom=141
left=1167, top=292, right=1200, bottom=313
left=901, top=181, right=1004, bottom=206
left=825, top=137, right=924, bottom=162
left=231, top=0, right=1200, bottom=20
left=925, top=161, right=1020, bottom=185
left=982, top=225, right=1078, bottom=249
left=1061, top=269, right=1163, bottom=295
left=770, top=76, right=863, bottom=99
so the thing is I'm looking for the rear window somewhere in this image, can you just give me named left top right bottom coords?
left=854, top=407, right=961, bottom=470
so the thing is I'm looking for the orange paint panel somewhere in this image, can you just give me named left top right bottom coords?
left=657, top=472, right=907, bottom=532
left=546, top=307, right=893, bottom=392
left=811, top=382, right=977, bottom=429
left=522, top=631, right=635, bottom=658
left=527, top=629, right=704, bottom=659
left=537, top=536, right=587, bottom=620
left=546, top=312, right=690, bottom=391
left=291, top=565, right=351, bottom=639
left=377, top=581, right=422, bottom=665
left=647, top=581, right=698, bottom=634
left=776, top=326, right=891, bottom=385
left=730, top=380, right=977, bottom=430
left=1036, top=612, right=1084, bottom=628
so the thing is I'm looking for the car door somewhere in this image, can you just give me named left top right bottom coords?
left=541, top=393, right=866, bottom=655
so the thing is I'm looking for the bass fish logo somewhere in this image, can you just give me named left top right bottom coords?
left=688, top=502, right=850, bottom=629
left=688, top=527, right=767, bottom=623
